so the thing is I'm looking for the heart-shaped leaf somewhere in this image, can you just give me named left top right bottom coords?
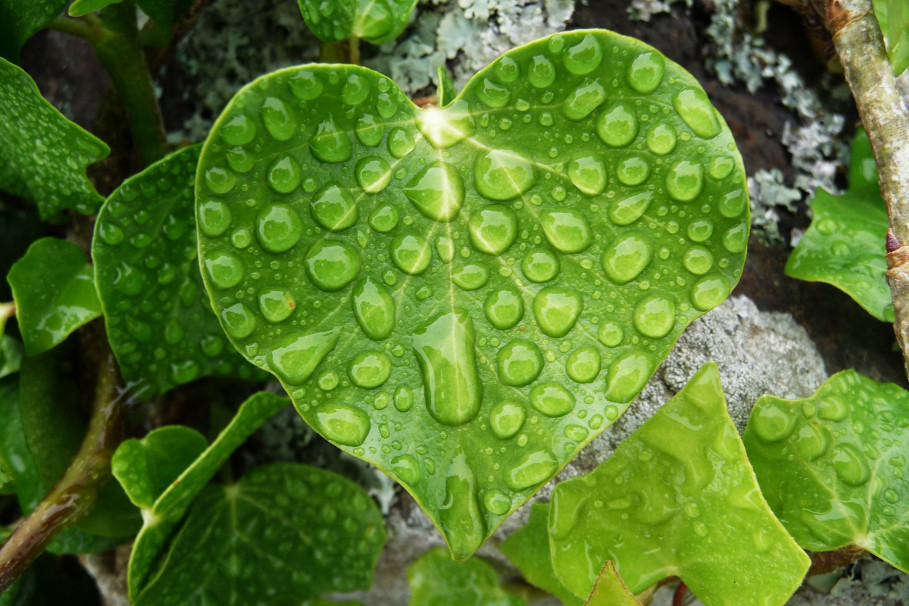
left=133, top=463, right=386, bottom=605
left=297, top=0, right=418, bottom=45
left=0, top=58, right=109, bottom=219
left=196, top=30, right=750, bottom=558
left=549, top=363, right=810, bottom=603
left=0, top=0, right=67, bottom=62
left=407, top=548, right=526, bottom=606
left=585, top=561, right=641, bottom=606
left=786, top=130, right=893, bottom=322
left=744, top=370, right=909, bottom=573
left=93, top=145, right=262, bottom=400
left=7, top=238, right=102, bottom=356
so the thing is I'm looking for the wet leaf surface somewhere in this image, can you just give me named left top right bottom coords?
left=584, top=561, right=640, bottom=606
left=407, top=548, right=525, bottom=606
left=0, top=0, right=67, bottom=62
left=297, top=0, right=418, bottom=44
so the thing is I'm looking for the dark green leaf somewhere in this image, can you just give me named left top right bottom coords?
left=786, top=130, right=893, bottom=322
left=197, top=30, right=750, bottom=558
left=68, top=0, right=120, bottom=17
left=0, top=376, right=19, bottom=494
left=549, top=363, right=809, bottom=602
left=874, top=0, right=909, bottom=76
left=94, top=145, right=261, bottom=400
left=0, top=58, right=108, bottom=219
left=7, top=238, right=102, bottom=356
left=437, top=65, right=456, bottom=107
left=124, top=391, right=288, bottom=599
left=584, top=561, right=641, bottom=606
left=0, top=335, right=23, bottom=379
left=134, top=463, right=386, bottom=605
left=0, top=0, right=67, bottom=62
left=408, top=548, right=526, bottom=606
left=745, top=370, right=909, bottom=573
left=297, top=0, right=418, bottom=44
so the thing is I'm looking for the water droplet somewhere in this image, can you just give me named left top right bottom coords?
left=616, top=155, right=651, bottom=186
left=261, top=96, right=297, bottom=141
left=221, top=113, right=257, bottom=146
left=633, top=292, right=676, bottom=338
left=568, top=155, right=606, bottom=196
left=257, top=204, right=303, bottom=252
left=474, top=149, right=536, bottom=201
left=258, top=288, right=296, bottom=323
left=318, top=371, right=339, bottom=391
left=626, top=51, right=665, bottom=93
left=817, top=394, right=847, bottom=421
left=709, top=156, right=735, bottom=179
left=795, top=423, right=829, bottom=460
left=226, top=146, right=254, bottom=173
left=601, top=232, right=653, bottom=284
left=539, top=208, right=592, bottom=253
left=604, top=352, right=654, bottom=403
left=494, top=55, right=520, bottom=82
left=387, top=127, right=415, bottom=158
left=355, top=113, right=384, bottom=146
left=390, top=233, right=432, bottom=275
left=489, top=400, right=526, bottom=439
left=341, top=73, right=369, bottom=105
left=528, top=54, right=556, bottom=88
left=666, top=160, right=704, bottom=202
left=404, top=162, right=464, bottom=222
left=452, top=264, right=490, bottom=290
left=884, top=488, right=899, bottom=504
left=369, top=203, right=399, bottom=233
left=563, top=78, right=606, bottom=121
left=314, top=401, right=370, bottom=446
left=608, top=191, right=653, bottom=226
left=197, top=200, right=232, bottom=239
left=304, top=240, right=362, bottom=290
left=439, top=454, right=486, bottom=558
left=533, top=287, right=583, bottom=337
left=412, top=312, right=482, bottom=426
left=392, top=454, right=421, bottom=484
left=200, top=335, right=223, bottom=357
left=204, top=166, right=235, bottom=194
left=394, top=384, right=414, bottom=412
left=352, top=277, right=395, bottom=340
left=170, top=360, right=200, bottom=384
left=268, top=329, right=338, bottom=384
left=477, top=77, right=510, bottom=108
left=673, top=89, right=721, bottom=139
left=597, top=102, right=638, bottom=147
left=221, top=303, right=257, bottom=339
left=723, top=223, right=748, bottom=253
left=751, top=400, right=797, bottom=442
left=484, top=287, right=524, bottom=329
left=416, top=101, right=475, bottom=148
left=832, top=444, right=871, bottom=486
left=355, top=156, right=392, bottom=193
left=310, top=115, right=352, bottom=162
left=562, top=34, right=602, bottom=75
left=266, top=155, right=301, bottom=194
left=497, top=339, right=544, bottom=386
left=719, top=188, right=747, bottom=218
left=435, top=236, right=455, bottom=262
left=348, top=350, right=392, bottom=389
left=483, top=489, right=511, bottom=516
left=205, top=252, right=244, bottom=289
left=566, top=346, right=600, bottom=383
left=311, top=185, right=358, bottom=231
left=507, top=450, right=559, bottom=490
left=598, top=322, right=623, bottom=347
left=98, top=221, right=124, bottom=245
left=468, top=205, right=518, bottom=254
left=646, top=124, right=677, bottom=155
left=687, top=219, right=714, bottom=242
left=691, top=274, right=730, bottom=310
left=522, top=249, right=559, bottom=283
left=288, top=70, right=323, bottom=100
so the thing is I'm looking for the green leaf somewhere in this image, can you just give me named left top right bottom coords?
left=584, top=561, right=641, bottom=606
left=0, top=335, right=23, bottom=379
left=134, top=462, right=385, bottom=605
left=196, top=30, right=750, bottom=559
left=0, top=376, right=19, bottom=494
left=499, top=503, right=582, bottom=606
left=0, top=0, right=67, bottom=62
left=0, top=58, right=109, bottom=219
left=68, top=0, right=121, bottom=17
left=549, top=363, right=810, bottom=603
left=437, top=65, right=457, bottom=108
left=786, top=130, right=893, bottom=322
left=7, top=238, right=102, bottom=356
left=112, top=425, right=208, bottom=509
left=70, top=0, right=192, bottom=27
left=297, top=0, right=418, bottom=44
left=94, top=145, right=261, bottom=400
left=874, top=0, right=909, bottom=76
left=407, top=548, right=526, bottom=606
left=124, top=391, right=288, bottom=599
left=744, top=369, right=909, bottom=573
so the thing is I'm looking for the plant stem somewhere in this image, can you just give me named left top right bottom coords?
left=824, top=0, right=909, bottom=379
left=320, top=37, right=360, bottom=64
left=0, top=353, right=123, bottom=593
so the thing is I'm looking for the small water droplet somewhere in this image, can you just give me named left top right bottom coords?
left=310, top=115, right=352, bottom=162
left=266, top=155, right=301, bottom=194
left=507, top=450, right=559, bottom=490
left=601, top=232, right=653, bottom=284
left=392, top=454, right=421, bottom=484
left=718, top=188, right=747, bottom=218
left=355, top=113, right=384, bottom=146
left=489, top=400, right=526, bottom=439
left=597, top=102, right=638, bottom=147
left=314, top=401, right=371, bottom=446
left=221, top=113, right=257, bottom=146
left=673, top=89, right=721, bottom=139
left=484, top=287, right=524, bottom=329
left=604, top=352, right=654, bottom=403
left=616, top=155, right=651, bottom=186
left=598, top=321, right=623, bottom=347
left=348, top=350, right=392, bottom=389
left=632, top=292, right=676, bottom=338
left=690, top=274, right=730, bottom=310
left=683, top=246, right=714, bottom=275
left=355, top=156, right=392, bottom=193
left=817, top=394, right=847, bottom=421
left=666, top=160, right=704, bottom=202
left=198, top=200, right=232, bottom=237
left=832, top=444, right=871, bottom=486
left=268, top=329, right=338, bottom=384
left=341, top=73, right=370, bottom=105
left=540, top=208, right=592, bottom=253
left=261, top=96, right=297, bottom=141
left=494, top=55, right=520, bottom=82
left=477, top=77, right=511, bottom=108
left=562, top=78, right=606, bottom=121
left=528, top=54, right=556, bottom=88
left=311, top=185, right=357, bottom=231
left=387, top=127, right=415, bottom=158
left=258, top=288, right=296, bottom=323
left=468, top=205, right=518, bottom=254
left=646, top=124, right=677, bottom=155
left=288, top=70, right=323, bottom=100
left=608, top=191, right=652, bottom=227
left=795, top=423, right=830, bottom=460
left=221, top=303, right=257, bottom=339
left=474, top=149, right=536, bottom=201
left=568, top=155, right=606, bottom=196
left=352, top=277, right=395, bottom=340
left=566, top=346, right=600, bottom=383
left=369, top=203, right=399, bottom=233
left=626, top=51, right=665, bottom=93
left=751, top=400, right=797, bottom=442
left=318, top=371, right=339, bottom=391
left=723, top=223, right=748, bottom=253
left=452, top=264, right=490, bottom=290
left=394, top=384, right=414, bottom=412
left=521, top=249, right=559, bottom=283
left=439, top=454, right=486, bottom=558
left=204, top=166, right=235, bottom=194
left=226, top=146, right=254, bottom=173
left=404, top=162, right=464, bottom=221
left=497, top=339, right=544, bottom=386
left=205, top=252, right=244, bottom=289
left=533, top=287, right=583, bottom=337
left=390, top=233, right=432, bottom=274
left=257, top=204, right=303, bottom=252
left=98, top=221, right=124, bottom=245
left=709, top=156, right=735, bottom=179
left=304, top=240, right=362, bottom=290
left=562, top=34, right=603, bottom=75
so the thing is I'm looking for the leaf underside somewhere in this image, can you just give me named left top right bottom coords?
left=744, top=369, right=909, bottom=573
left=298, top=0, right=418, bottom=45
left=196, top=29, right=750, bottom=558
left=407, top=548, right=525, bottom=606
left=584, top=561, right=641, bottom=606
left=549, top=363, right=809, bottom=604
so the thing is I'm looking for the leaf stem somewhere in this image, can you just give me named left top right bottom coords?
left=0, top=352, right=123, bottom=593
left=825, top=0, right=909, bottom=378
left=320, top=37, right=360, bottom=64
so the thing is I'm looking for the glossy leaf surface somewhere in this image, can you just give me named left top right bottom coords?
left=585, top=561, right=641, bottom=606
left=197, top=30, right=749, bottom=558
left=94, top=145, right=259, bottom=399
left=499, top=503, right=582, bottom=606
left=68, top=0, right=118, bottom=16
left=0, top=0, right=67, bottom=61
left=8, top=238, right=102, bottom=355
left=407, top=548, right=525, bottom=606
left=0, top=58, right=108, bottom=219
left=0, top=335, right=22, bottom=380
left=134, top=462, right=385, bottom=605
left=297, top=0, right=418, bottom=44
left=744, top=370, right=909, bottom=573
left=549, top=363, right=809, bottom=603
left=123, top=391, right=287, bottom=598
left=786, top=130, right=893, bottom=322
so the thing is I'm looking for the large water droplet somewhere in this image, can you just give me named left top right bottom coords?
left=528, top=54, right=556, bottom=88
left=832, top=444, right=871, bottom=486
left=604, top=354, right=653, bottom=406
left=452, top=264, right=489, bottom=290
left=484, top=490, right=511, bottom=516
left=391, top=454, right=421, bottom=484
left=98, top=221, right=124, bottom=245
left=568, top=155, right=606, bottom=196
left=226, top=146, right=255, bottom=173
left=355, top=156, right=392, bottom=193
left=489, top=400, right=526, bottom=439
left=261, top=97, right=297, bottom=141
left=352, top=277, right=395, bottom=340
left=665, top=160, right=704, bottom=202
left=474, top=149, right=536, bottom=201
left=598, top=322, right=623, bottom=347
left=751, top=400, right=796, bottom=442
left=404, top=162, right=464, bottom=222
left=221, top=113, right=257, bottom=146
left=719, top=188, right=747, bottom=218
left=601, top=232, right=653, bottom=284
left=311, top=185, right=358, bottom=231
left=266, top=155, right=301, bottom=193
left=268, top=329, right=338, bottom=384
left=497, top=339, right=544, bottom=386
left=341, top=73, right=370, bottom=105
left=484, top=287, right=524, bottom=329
left=477, top=77, right=510, bottom=108
left=348, top=350, right=392, bottom=389
left=522, top=249, right=559, bottom=283
left=205, top=252, right=244, bottom=289
left=440, top=454, right=486, bottom=559
left=673, top=89, right=721, bottom=139
left=507, top=450, right=559, bottom=490
left=356, top=113, right=384, bottom=146
left=257, top=204, right=303, bottom=253
left=566, top=346, right=600, bottom=383
left=795, top=423, right=830, bottom=460
left=608, top=191, right=652, bottom=226
left=646, top=124, right=677, bottom=155
left=562, top=34, right=603, bottom=75
left=387, top=127, right=415, bottom=158
left=817, top=394, right=847, bottom=421
left=198, top=199, right=232, bottom=237
left=533, top=287, right=583, bottom=337
left=304, top=240, right=362, bottom=291
left=468, top=205, right=518, bottom=254
left=412, top=312, right=482, bottom=426
left=633, top=292, right=676, bottom=338
left=288, top=70, right=323, bottom=100
left=616, top=155, right=650, bottom=186
left=530, top=383, right=575, bottom=417
left=369, top=203, right=399, bottom=233
left=204, top=166, right=235, bottom=194
left=310, top=115, right=352, bottom=162
left=390, top=233, right=432, bottom=275
left=723, top=223, right=748, bottom=253
left=540, top=208, right=592, bottom=253
left=221, top=303, right=257, bottom=339
left=597, top=102, right=638, bottom=147
left=314, top=401, right=370, bottom=446
left=683, top=246, right=713, bottom=275
left=394, top=384, right=414, bottom=412
left=563, top=78, right=606, bottom=121
left=691, top=274, right=730, bottom=311
left=416, top=100, right=475, bottom=148
left=258, top=288, right=296, bottom=323
left=626, top=51, right=665, bottom=93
